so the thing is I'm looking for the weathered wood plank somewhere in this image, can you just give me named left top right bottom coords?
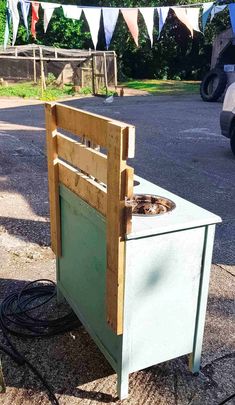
left=55, top=103, right=135, bottom=153
left=106, top=123, right=134, bottom=335
left=58, top=160, right=107, bottom=217
left=57, top=132, right=107, bottom=184
left=45, top=103, right=61, bottom=256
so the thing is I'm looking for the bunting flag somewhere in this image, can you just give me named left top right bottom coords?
left=41, top=2, right=60, bottom=33
left=83, top=7, right=101, bottom=49
left=210, top=5, right=227, bottom=22
left=4, top=2, right=11, bottom=49
left=157, top=7, right=169, bottom=38
left=7, top=0, right=20, bottom=46
left=102, top=8, right=119, bottom=49
left=202, top=2, right=214, bottom=31
left=62, top=5, right=82, bottom=20
left=20, top=0, right=30, bottom=35
left=229, top=4, right=235, bottom=33
left=121, top=8, right=139, bottom=46
left=139, top=7, right=154, bottom=47
left=31, top=2, right=40, bottom=39
left=172, top=7, right=194, bottom=37
left=186, top=8, right=201, bottom=33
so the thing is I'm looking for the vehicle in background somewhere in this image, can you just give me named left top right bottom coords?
left=220, top=82, right=235, bottom=155
left=200, top=28, right=235, bottom=102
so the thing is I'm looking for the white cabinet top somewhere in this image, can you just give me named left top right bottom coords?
left=126, top=175, right=221, bottom=240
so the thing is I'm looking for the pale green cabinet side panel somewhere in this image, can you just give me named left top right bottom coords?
left=57, top=185, right=121, bottom=368
left=124, top=227, right=205, bottom=373
left=189, top=225, right=216, bottom=373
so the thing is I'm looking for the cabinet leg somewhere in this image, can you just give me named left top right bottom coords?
left=189, top=352, right=200, bottom=374
left=117, top=370, right=129, bottom=400
left=189, top=225, right=216, bottom=375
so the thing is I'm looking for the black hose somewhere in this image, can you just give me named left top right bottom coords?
left=0, top=279, right=81, bottom=405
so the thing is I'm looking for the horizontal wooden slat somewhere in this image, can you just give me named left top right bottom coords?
left=58, top=160, right=107, bottom=217
left=55, top=103, right=135, bottom=152
left=57, top=132, right=107, bottom=184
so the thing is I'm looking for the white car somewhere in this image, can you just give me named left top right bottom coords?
left=220, top=82, right=235, bottom=155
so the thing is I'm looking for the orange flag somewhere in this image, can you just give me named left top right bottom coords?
left=31, top=2, right=40, bottom=39
left=121, top=8, right=139, bottom=46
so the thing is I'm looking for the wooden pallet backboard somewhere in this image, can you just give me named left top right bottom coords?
left=45, top=102, right=135, bottom=335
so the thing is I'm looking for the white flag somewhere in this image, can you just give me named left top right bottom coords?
left=83, top=7, right=102, bottom=49
left=156, top=7, right=170, bottom=38
left=102, top=8, right=119, bottom=49
left=8, top=0, right=20, bottom=46
left=186, top=8, right=201, bottom=33
left=139, top=7, right=154, bottom=47
left=41, top=3, right=60, bottom=33
left=62, top=5, right=82, bottom=21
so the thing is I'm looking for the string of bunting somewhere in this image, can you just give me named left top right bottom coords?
left=3, top=0, right=235, bottom=50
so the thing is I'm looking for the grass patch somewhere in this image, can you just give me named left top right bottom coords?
left=122, top=79, right=200, bottom=95
left=0, top=81, right=77, bottom=101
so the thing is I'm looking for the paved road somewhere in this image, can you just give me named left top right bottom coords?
left=0, top=95, right=234, bottom=264
left=0, top=95, right=234, bottom=405
left=64, top=94, right=235, bottom=265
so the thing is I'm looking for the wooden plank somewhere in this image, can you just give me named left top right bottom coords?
left=58, top=160, right=107, bottom=217
left=55, top=103, right=135, bottom=151
left=45, top=103, right=61, bottom=256
left=57, top=132, right=107, bottom=184
left=106, top=123, right=134, bottom=335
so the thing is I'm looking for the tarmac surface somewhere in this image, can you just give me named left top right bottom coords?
left=0, top=95, right=234, bottom=405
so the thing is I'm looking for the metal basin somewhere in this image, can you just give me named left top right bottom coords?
left=126, top=194, right=176, bottom=216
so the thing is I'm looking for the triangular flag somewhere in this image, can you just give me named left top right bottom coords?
left=202, top=2, right=213, bottom=31
left=4, top=4, right=11, bottom=49
left=121, top=8, right=139, bottom=46
left=229, top=4, right=235, bottom=34
left=156, top=7, right=169, bottom=38
left=83, top=7, right=101, bottom=49
left=31, top=2, right=40, bottom=39
left=172, top=7, right=194, bottom=37
left=186, top=8, right=201, bottom=33
left=62, top=5, right=82, bottom=20
left=20, top=0, right=30, bottom=35
left=210, top=5, right=227, bottom=22
left=7, top=0, right=20, bottom=46
left=41, top=2, right=60, bottom=33
left=102, top=8, right=119, bottom=49
left=139, top=7, right=154, bottom=47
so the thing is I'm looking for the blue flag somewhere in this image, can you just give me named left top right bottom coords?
left=229, top=4, right=235, bottom=34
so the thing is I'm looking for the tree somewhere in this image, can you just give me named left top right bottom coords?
left=0, top=1, right=232, bottom=80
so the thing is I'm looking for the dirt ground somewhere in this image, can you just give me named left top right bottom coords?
left=0, top=97, right=234, bottom=405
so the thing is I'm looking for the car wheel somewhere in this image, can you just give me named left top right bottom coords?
left=230, top=126, right=235, bottom=156
left=200, top=68, right=227, bottom=102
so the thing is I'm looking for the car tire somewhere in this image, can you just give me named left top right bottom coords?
left=230, top=125, right=235, bottom=156
left=200, top=68, right=227, bottom=102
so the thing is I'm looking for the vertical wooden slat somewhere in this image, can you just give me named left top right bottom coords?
left=106, top=123, right=134, bottom=335
left=45, top=103, right=61, bottom=256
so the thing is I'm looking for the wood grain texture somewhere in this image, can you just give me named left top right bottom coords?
left=55, top=103, right=135, bottom=151
left=45, top=103, right=61, bottom=256
left=106, top=123, right=134, bottom=335
left=58, top=160, right=107, bottom=217
left=57, top=132, right=107, bottom=184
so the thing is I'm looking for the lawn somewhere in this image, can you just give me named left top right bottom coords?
left=123, top=79, right=200, bottom=95
left=0, top=80, right=200, bottom=100
left=0, top=81, right=78, bottom=101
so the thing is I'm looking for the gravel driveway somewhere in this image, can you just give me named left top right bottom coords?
left=0, top=95, right=234, bottom=405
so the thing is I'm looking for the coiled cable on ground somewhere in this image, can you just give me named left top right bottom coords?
left=0, top=279, right=81, bottom=405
